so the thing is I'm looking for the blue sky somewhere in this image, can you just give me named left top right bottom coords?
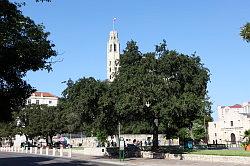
left=15, top=0, right=250, bottom=120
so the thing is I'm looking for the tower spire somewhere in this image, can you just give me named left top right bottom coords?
left=112, top=17, right=116, bottom=31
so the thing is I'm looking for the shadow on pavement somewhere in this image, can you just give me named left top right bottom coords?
left=90, top=155, right=137, bottom=161
left=0, top=156, right=99, bottom=166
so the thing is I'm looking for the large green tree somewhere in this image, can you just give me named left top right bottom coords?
left=61, top=77, right=118, bottom=144
left=14, top=104, right=64, bottom=144
left=112, top=40, right=211, bottom=150
left=0, top=122, right=16, bottom=145
left=14, top=105, right=41, bottom=142
left=240, top=23, right=250, bottom=43
left=0, top=0, right=56, bottom=122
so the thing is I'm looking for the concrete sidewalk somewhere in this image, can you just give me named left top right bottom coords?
left=69, top=153, right=249, bottom=166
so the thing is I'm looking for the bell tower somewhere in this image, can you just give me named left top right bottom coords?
left=107, top=19, right=120, bottom=82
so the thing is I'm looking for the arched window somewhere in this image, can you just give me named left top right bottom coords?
left=231, top=133, right=236, bottom=144
left=110, top=44, right=112, bottom=52
left=114, top=44, right=117, bottom=52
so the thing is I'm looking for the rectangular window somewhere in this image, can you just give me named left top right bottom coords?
left=28, top=99, right=31, bottom=105
left=36, top=100, right=39, bottom=105
left=114, top=44, right=117, bottom=52
left=110, top=68, right=111, bottom=72
left=49, top=101, right=52, bottom=104
left=109, top=61, right=111, bottom=66
left=115, top=67, right=117, bottom=72
left=214, top=123, right=216, bottom=128
left=230, top=121, right=233, bottom=126
left=215, top=133, right=217, bottom=137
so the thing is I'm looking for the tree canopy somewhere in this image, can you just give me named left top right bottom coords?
left=243, top=129, right=250, bottom=144
left=14, top=104, right=65, bottom=144
left=240, top=22, right=250, bottom=43
left=61, top=78, right=118, bottom=141
left=59, top=40, right=211, bottom=149
left=0, top=0, right=56, bottom=122
left=112, top=40, right=211, bottom=149
left=5, top=39, right=210, bottom=149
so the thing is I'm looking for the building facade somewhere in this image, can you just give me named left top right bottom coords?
left=208, top=103, right=250, bottom=145
left=107, top=30, right=120, bottom=82
left=26, top=92, right=58, bottom=106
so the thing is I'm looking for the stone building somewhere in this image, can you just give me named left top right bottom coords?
left=107, top=29, right=120, bottom=82
left=208, top=102, right=250, bottom=145
left=26, top=92, right=58, bottom=106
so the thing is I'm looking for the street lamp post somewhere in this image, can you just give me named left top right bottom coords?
left=146, top=101, right=159, bottom=151
left=118, top=122, right=121, bottom=140
left=202, top=100, right=208, bottom=144
left=204, top=116, right=207, bottom=143
left=61, top=80, right=72, bottom=146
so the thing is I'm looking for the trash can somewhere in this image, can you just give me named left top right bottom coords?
left=184, top=139, right=193, bottom=149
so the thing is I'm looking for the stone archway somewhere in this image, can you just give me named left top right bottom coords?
left=231, top=133, right=236, bottom=144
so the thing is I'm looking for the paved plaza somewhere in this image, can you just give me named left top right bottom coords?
left=1, top=151, right=248, bottom=166
left=73, top=154, right=249, bottom=166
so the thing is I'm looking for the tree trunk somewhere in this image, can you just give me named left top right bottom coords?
left=189, top=123, right=194, bottom=140
left=45, top=136, right=49, bottom=146
left=9, top=137, right=13, bottom=147
left=152, top=122, right=159, bottom=152
left=25, top=134, right=28, bottom=142
left=49, top=135, right=53, bottom=145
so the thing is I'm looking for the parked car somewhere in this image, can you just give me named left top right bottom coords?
left=21, top=141, right=36, bottom=149
left=125, top=144, right=140, bottom=157
left=53, top=141, right=71, bottom=149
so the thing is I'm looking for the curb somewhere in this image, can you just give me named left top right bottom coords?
left=88, top=159, right=136, bottom=166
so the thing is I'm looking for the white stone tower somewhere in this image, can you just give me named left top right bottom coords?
left=107, top=22, right=120, bottom=82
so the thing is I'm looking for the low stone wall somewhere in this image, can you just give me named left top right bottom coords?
left=108, top=134, right=179, bottom=146
left=71, top=147, right=107, bottom=156
left=178, top=154, right=250, bottom=165
left=141, top=151, right=250, bottom=165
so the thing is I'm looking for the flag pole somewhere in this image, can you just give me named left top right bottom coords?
left=113, top=17, right=116, bottom=31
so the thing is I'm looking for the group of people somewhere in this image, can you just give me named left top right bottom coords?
left=107, top=138, right=152, bottom=147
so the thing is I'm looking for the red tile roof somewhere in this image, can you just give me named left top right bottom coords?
left=33, top=92, right=57, bottom=98
left=229, top=104, right=242, bottom=108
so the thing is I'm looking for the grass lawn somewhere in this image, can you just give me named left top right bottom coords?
left=189, top=150, right=250, bottom=157
left=72, top=147, right=84, bottom=150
